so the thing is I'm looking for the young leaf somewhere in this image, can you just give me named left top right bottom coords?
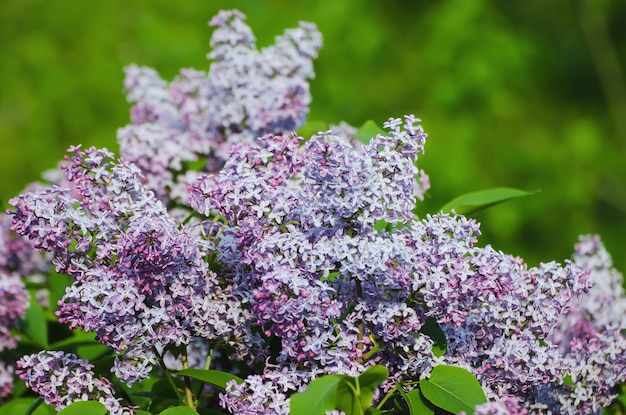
left=22, top=294, right=49, bottom=348
left=420, top=365, right=487, bottom=415
left=440, top=187, right=538, bottom=216
left=354, top=120, right=386, bottom=145
left=177, top=368, right=243, bottom=390
left=57, top=401, right=108, bottom=415
left=401, top=389, right=435, bottom=415
left=289, top=375, right=343, bottom=415
left=297, top=120, right=329, bottom=139
left=159, top=407, right=200, bottom=415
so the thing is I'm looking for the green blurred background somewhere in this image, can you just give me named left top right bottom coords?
left=1, top=0, right=625, bottom=272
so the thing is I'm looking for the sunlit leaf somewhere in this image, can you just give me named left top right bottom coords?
left=297, top=120, right=329, bottom=139
left=354, top=120, right=385, bottom=144
left=401, top=389, right=435, bottom=415
left=57, top=401, right=108, bottom=415
left=441, top=187, right=538, bottom=215
left=22, top=294, right=49, bottom=348
left=0, top=398, right=55, bottom=415
left=290, top=375, right=343, bottom=415
left=420, top=365, right=487, bottom=415
left=177, top=368, right=243, bottom=390
left=159, top=407, right=200, bottom=415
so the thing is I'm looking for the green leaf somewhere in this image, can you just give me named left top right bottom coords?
left=57, top=401, right=108, bottom=415
left=401, top=389, right=435, bottom=415
left=196, top=408, right=229, bottom=415
left=354, top=120, right=386, bottom=144
left=177, top=368, right=243, bottom=390
left=159, top=407, right=200, bottom=415
left=355, top=365, right=389, bottom=409
left=420, top=365, right=487, bottom=415
left=419, top=318, right=447, bottom=357
left=48, top=271, right=72, bottom=309
left=290, top=375, right=343, bottom=415
left=22, top=294, right=49, bottom=348
left=134, top=410, right=153, bottom=415
left=49, top=329, right=100, bottom=349
left=297, top=120, right=329, bottom=139
left=0, top=398, right=55, bottom=415
left=334, top=365, right=389, bottom=415
left=149, top=377, right=185, bottom=414
left=440, top=187, right=538, bottom=215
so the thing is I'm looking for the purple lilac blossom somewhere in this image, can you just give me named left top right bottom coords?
left=0, top=271, right=29, bottom=403
left=188, top=115, right=618, bottom=413
left=189, top=116, right=439, bottom=410
left=8, top=146, right=259, bottom=386
left=547, top=235, right=626, bottom=413
left=0, top=363, right=12, bottom=402
left=117, top=10, right=322, bottom=203
left=16, top=351, right=133, bottom=414
left=407, top=213, right=592, bottom=410
left=461, top=395, right=529, bottom=415
left=0, top=243, right=30, bottom=401
left=219, top=364, right=314, bottom=415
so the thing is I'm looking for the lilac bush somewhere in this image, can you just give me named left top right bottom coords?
left=1, top=8, right=625, bottom=415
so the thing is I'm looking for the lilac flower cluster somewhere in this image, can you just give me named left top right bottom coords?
left=8, top=146, right=258, bottom=386
left=187, top=116, right=435, bottom=388
left=462, top=395, right=529, bottom=415
left=117, top=10, right=322, bottom=203
left=0, top=215, right=33, bottom=402
left=16, top=351, right=133, bottom=414
left=407, top=214, right=592, bottom=406
left=547, top=235, right=626, bottom=413
left=220, top=364, right=314, bottom=415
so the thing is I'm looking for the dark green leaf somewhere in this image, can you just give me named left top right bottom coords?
left=354, top=120, right=385, bottom=144
left=401, top=389, right=435, bottom=415
left=440, top=187, right=538, bottom=215
left=420, top=365, right=487, bottom=415
left=289, top=375, right=343, bottom=415
left=22, top=294, right=49, bottom=348
left=48, top=329, right=99, bottom=349
left=419, top=318, right=447, bottom=357
left=159, top=407, right=200, bottom=415
left=149, top=377, right=185, bottom=414
left=134, top=410, right=153, bottom=415
left=177, top=368, right=243, bottom=390
left=197, top=408, right=229, bottom=415
left=57, top=401, right=108, bottom=415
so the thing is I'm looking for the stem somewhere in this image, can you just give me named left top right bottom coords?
left=376, top=383, right=400, bottom=409
left=181, top=347, right=197, bottom=409
left=356, top=279, right=364, bottom=351
left=153, top=347, right=187, bottom=407
left=204, top=346, right=214, bottom=371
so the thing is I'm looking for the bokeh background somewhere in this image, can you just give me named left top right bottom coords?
left=1, top=0, right=625, bottom=273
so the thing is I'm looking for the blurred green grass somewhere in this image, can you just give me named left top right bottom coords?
left=1, top=0, right=625, bottom=272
